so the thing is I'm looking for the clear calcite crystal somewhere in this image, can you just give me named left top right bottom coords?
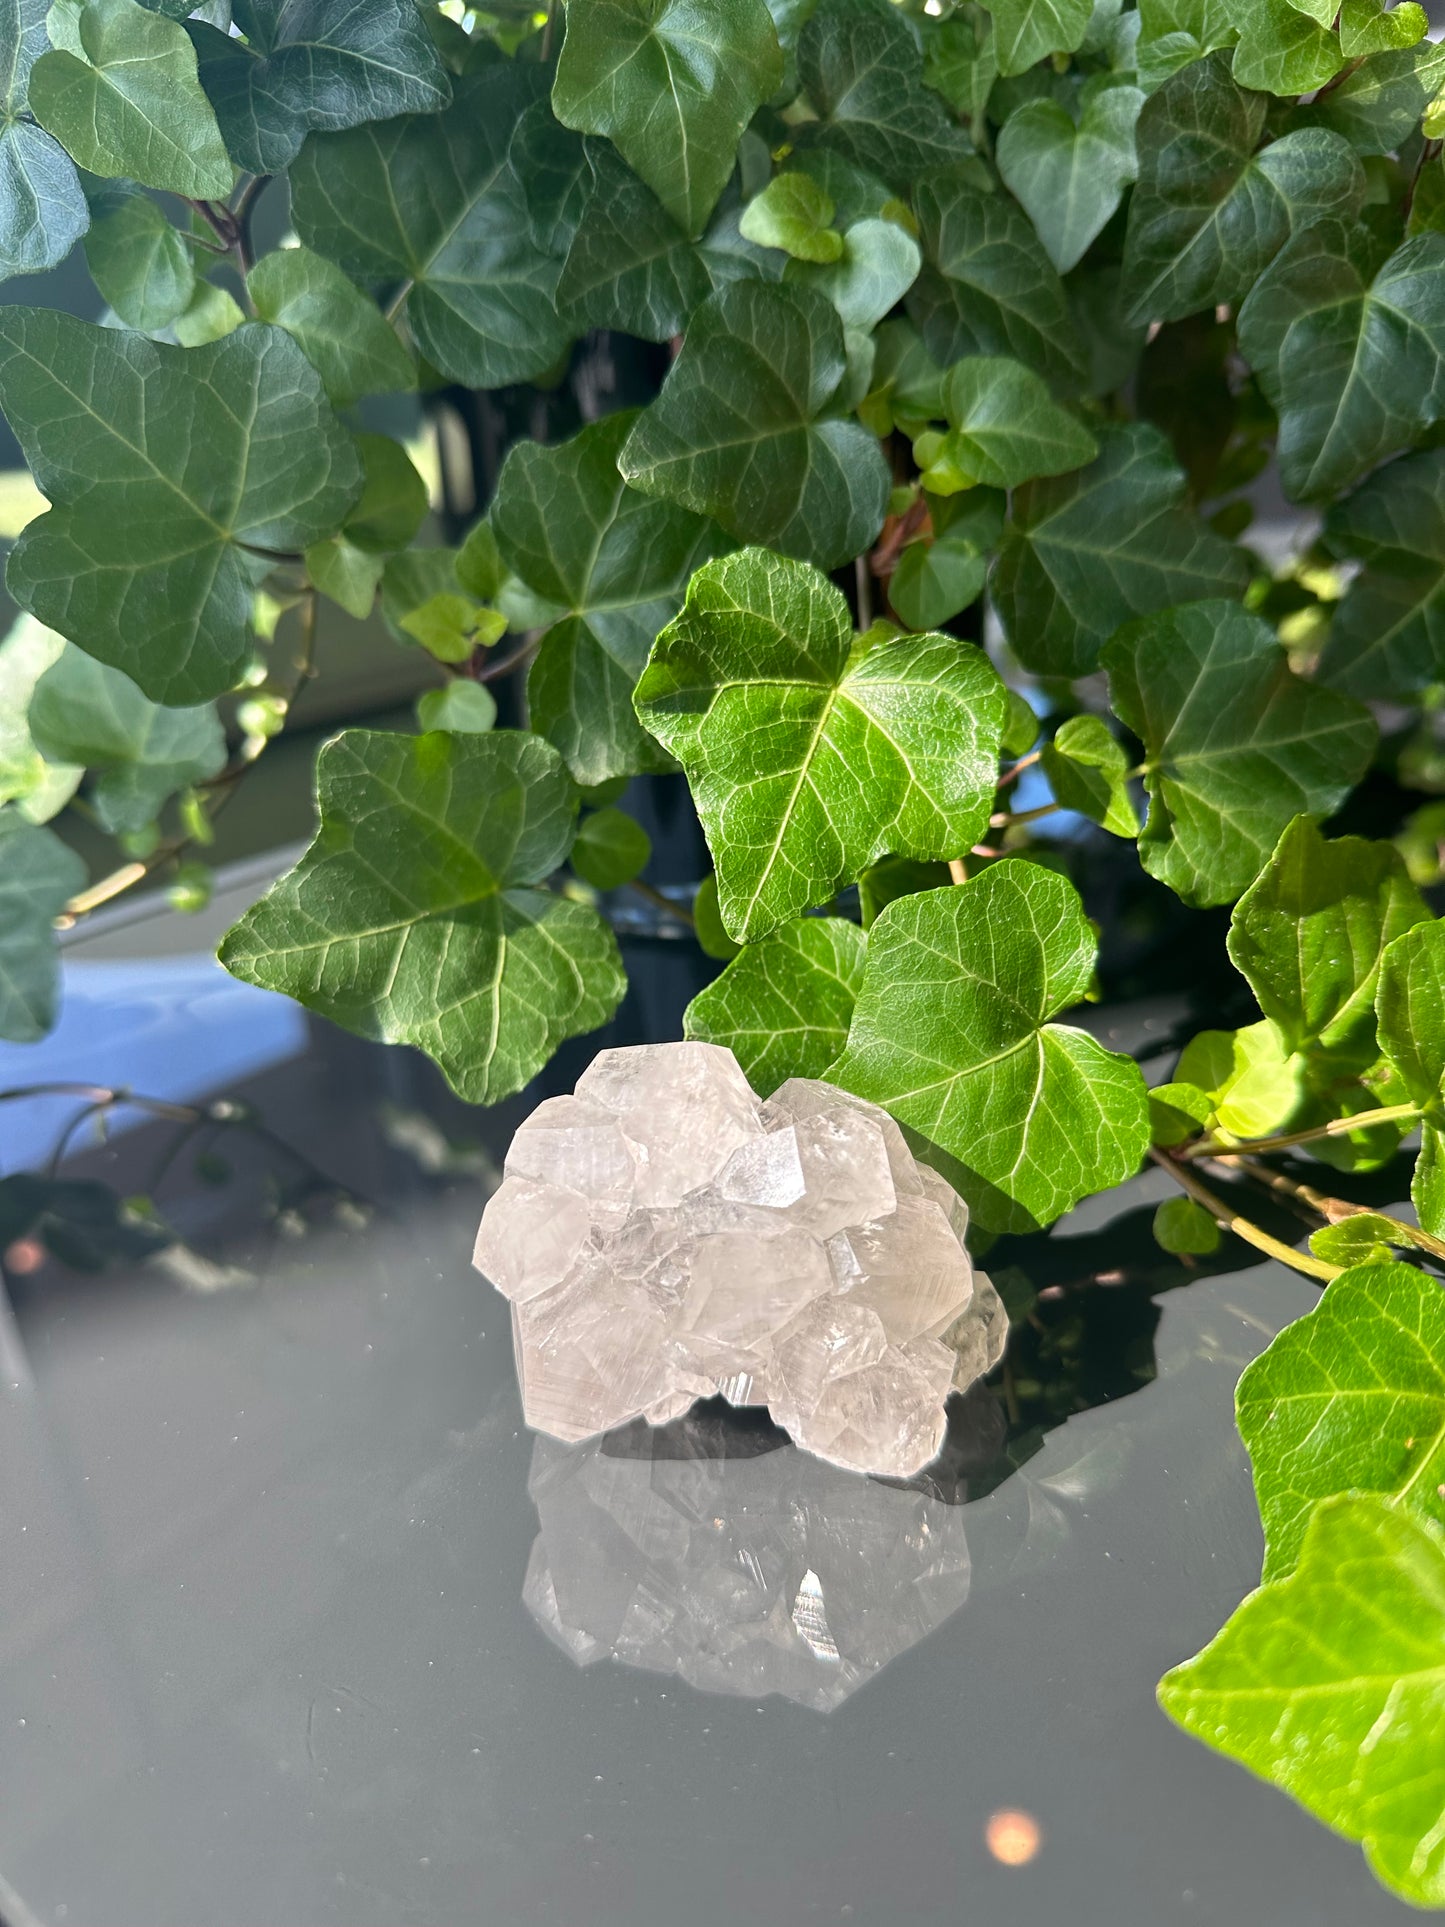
left=522, top=1422, right=973, bottom=1711
left=474, top=1041, right=1008, bottom=1477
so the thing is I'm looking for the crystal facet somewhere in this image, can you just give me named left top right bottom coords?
left=474, top=1041, right=1008, bottom=1477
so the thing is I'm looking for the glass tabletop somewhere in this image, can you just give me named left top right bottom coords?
left=0, top=865, right=1417, bottom=1927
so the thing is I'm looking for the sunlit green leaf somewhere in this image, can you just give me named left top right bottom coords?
left=1175, top=1019, right=1303, bottom=1137
left=1376, top=917, right=1445, bottom=1235
left=685, top=914, right=867, bottom=1092
left=1230, top=0, right=1342, bottom=95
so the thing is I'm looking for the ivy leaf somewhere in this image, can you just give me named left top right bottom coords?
left=996, top=85, right=1142, bottom=276
left=188, top=0, right=450, bottom=175
left=795, top=0, right=974, bottom=185
left=1040, top=714, right=1140, bottom=836
left=1153, top=1194, right=1222, bottom=1254
left=1102, top=600, right=1376, bottom=907
left=1122, top=54, right=1363, bottom=324
left=27, top=641, right=225, bottom=834
left=0, top=0, right=88, bottom=282
left=247, top=246, right=412, bottom=408
left=1376, top=917, right=1445, bottom=1236
left=828, top=860, right=1151, bottom=1231
left=29, top=0, right=233, bottom=198
left=992, top=422, right=1250, bottom=679
left=1158, top=1496, right=1445, bottom=1911
left=0, top=311, right=362, bottom=705
left=985, top=0, right=1092, bottom=76
left=1309, top=39, right=1445, bottom=154
left=0, top=616, right=81, bottom=823
left=218, top=729, right=626, bottom=1105
left=1236, top=1261, right=1445, bottom=1580
left=1228, top=815, right=1430, bottom=1065
left=909, top=164, right=1084, bottom=386
left=684, top=914, right=867, bottom=1092
left=83, top=187, right=194, bottom=330
left=1238, top=221, right=1445, bottom=504
left=290, top=67, right=572, bottom=390
left=570, top=804, right=651, bottom=890
left=552, top=0, right=781, bottom=238
left=633, top=548, right=1006, bottom=943
left=1174, top=1019, right=1303, bottom=1137
left=917, top=355, right=1097, bottom=491
left=921, top=8, right=997, bottom=138
left=618, top=281, right=890, bottom=571
left=1338, top=0, right=1427, bottom=57
left=785, top=216, right=920, bottom=331
left=1317, top=449, right=1445, bottom=698
left=1229, top=0, right=1342, bottom=95
left=889, top=526, right=991, bottom=630
left=739, top=170, right=843, bottom=262
left=1307, top=1213, right=1398, bottom=1266
left=491, top=412, right=725, bottom=787
left=341, top=432, right=428, bottom=555
left=0, top=808, right=85, bottom=1042
left=557, top=138, right=713, bottom=342
left=1136, top=0, right=1238, bottom=90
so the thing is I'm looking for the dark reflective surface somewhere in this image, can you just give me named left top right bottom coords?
left=0, top=868, right=1421, bottom=1925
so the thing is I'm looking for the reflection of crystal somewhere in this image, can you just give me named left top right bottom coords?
left=474, top=1043, right=1008, bottom=1478
left=522, top=1415, right=974, bottom=1711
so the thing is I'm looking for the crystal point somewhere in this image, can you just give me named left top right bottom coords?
left=475, top=1042, right=1004, bottom=1478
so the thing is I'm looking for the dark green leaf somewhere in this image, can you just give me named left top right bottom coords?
left=1318, top=449, right=1445, bottom=697
left=1158, top=1495, right=1445, bottom=1910
left=491, top=411, right=726, bottom=786
left=248, top=245, right=413, bottom=407
left=829, top=859, right=1151, bottom=1230
left=619, top=280, right=890, bottom=571
left=552, top=0, right=782, bottom=237
left=1228, top=815, right=1430, bottom=1064
left=0, top=0, right=88, bottom=281
left=997, top=84, right=1142, bottom=276
left=796, top=0, right=974, bottom=185
left=570, top=804, right=652, bottom=889
left=889, top=532, right=989, bottom=631
left=1123, top=54, right=1363, bottom=323
left=556, top=137, right=713, bottom=341
left=986, top=0, right=1093, bottom=76
left=1309, top=38, right=1445, bottom=154
left=1238, top=220, right=1445, bottom=503
left=634, top=547, right=1006, bottom=942
left=1136, top=0, right=1238, bottom=90
left=84, top=188, right=194, bottom=330
left=1103, top=600, right=1376, bottom=906
left=0, top=311, right=361, bottom=705
left=219, top=729, right=626, bottom=1105
left=684, top=914, right=867, bottom=1091
left=188, top=0, right=450, bottom=175
left=30, top=0, right=233, bottom=197
left=909, top=164, right=1084, bottom=386
left=342, top=432, right=429, bottom=554
left=992, top=422, right=1251, bottom=679
left=290, top=67, right=572, bottom=389
left=1040, top=714, right=1140, bottom=836
left=921, top=7, right=997, bottom=139
left=0, top=807, right=85, bottom=1041
left=1153, top=1194, right=1221, bottom=1253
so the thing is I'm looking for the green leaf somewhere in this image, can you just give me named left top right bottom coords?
left=27, top=640, right=224, bottom=834
left=83, top=188, right=194, bottom=331
left=570, top=804, right=652, bottom=889
left=1149, top=1076, right=1217, bottom=1145
left=1158, top=1495, right=1445, bottom=1910
left=684, top=914, right=867, bottom=1092
left=1136, top=0, right=1238, bottom=90
left=1229, top=0, right=1342, bottom=95
left=986, top=0, right=1092, bottom=76
left=415, top=679, right=497, bottom=735
left=1122, top=54, right=1363, bottom=324
left=0, top=0, right=88, bottom=281
left=304, top=535, right=382, bottom=618
left=1175, top=1019, right=1303, bottom=1136
left=634, top=547, right=1006, bottom=943
left=1307, top=1213, right=1398, bottom=1266
left=618, top=280, right=890, bottom=571
left=29, top=0, right=233, bottom=197
left=692, top=871, right=741, bottom=959
left=921, top=8, right=997, bottom=139
left=739, top=170, right=843, bottom=262
left=1228, top=815, right=1431, bottom=1065
left=172, top=278, right=244, bottom=347
left=921, top=355, right=1097, bottom=491
left=0, top=311, right=362, bottom=706
left=1238, top=221, right=1445, bottom=503
left=795, top=0, right=974, bottom=185
left=555, top=136, right=714, bottom=342
left=992, top=422, right=1250, bottom=679
left=343, top=432, right=428, bottom=555
left=1238, top=1260, right=1445, bottom=1579
left=1377, top=917, right=1445, bottom=1235
left=188, top=0, right=450, bottom=175
left=785, top=216, right=920, bottom=331
left=1309, top=39, right=1445, bottom=154
left=996, top=85, right=1142, bottom=276
left=552, top=0, right=782, bottom=238
left=0, top=615, right=81, bottom=823
left=247, top=245, right=412, bottom=408
left=1338, top=0, right=1427, bottom=57
left=0, top=807, right=85, bottom=1041
left=889, top=531, right=989, bottom=631
left=909, top=164, right=1084, bottom=386
left=1104, top=601, right=1376, bottom=907
left=290, top=67, right=573, bottom=389
left=491, top=411, right=726, bottom=787
left=218, top=729, right=626, bottom=1105
left=828, top=859, right=1151, bottom=1231
left=1317, top=449, right=1445, bottom=698
left=1153, top=1194, right=1221, bottom=1254
left=1040, top=714, right=1140, bottom=837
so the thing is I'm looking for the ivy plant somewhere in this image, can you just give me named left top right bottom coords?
left=0, top=0, right=1444, bottom=1901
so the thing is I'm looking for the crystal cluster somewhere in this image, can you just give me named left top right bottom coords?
left=523, top=1420, right=973, bottom=1711
left=473, top=1041, right=1007, bottom=1478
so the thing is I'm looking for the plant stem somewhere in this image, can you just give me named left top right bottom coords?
left=997, top=749, right=1042, bottom=789
left=384, top=278, right=414, bottom=323
left=948, top=857, right=968, bottom=884
left=629, top=879, right=695, bottom=928
left=989, top=801, right=1060, bottom=830
left=230, top=174, right=270, bottom=277
left=1150, top=1147, right=1342, bottom=1282
left=854, top=553, right=873, bottom=629
left=1180, top=1102, right=1420, bottom=1161
left=1226, top=1157, right=1445, bottom=1264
